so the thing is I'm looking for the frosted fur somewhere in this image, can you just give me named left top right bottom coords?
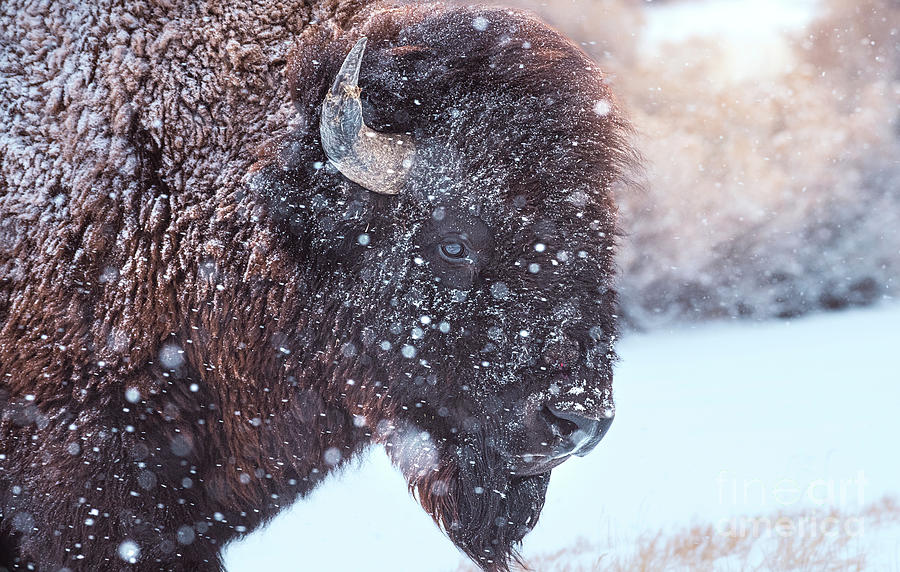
left=0, top=1, right=635, bottom=570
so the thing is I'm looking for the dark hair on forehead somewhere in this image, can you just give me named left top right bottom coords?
left=288, top=2, right=636, bottom=180
left=344, top=5, right=634, bottom=214
left=356, top=7, right=620, bottom=128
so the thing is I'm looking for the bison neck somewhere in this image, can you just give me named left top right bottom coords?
left=0, top=0, right=384, bottom=569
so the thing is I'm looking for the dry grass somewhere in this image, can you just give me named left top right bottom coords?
left=455, top=497, right=900, bottom=571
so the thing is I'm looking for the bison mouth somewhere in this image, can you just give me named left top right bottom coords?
left=385, top=425, right=550, bottom=571
left=508, top=405, right=614, bottom=476
left=509, top=453, right=572, bottom=476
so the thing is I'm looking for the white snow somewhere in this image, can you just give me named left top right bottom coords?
left=643, top=0, right=818, bottom=45
left=224, top=302, right=900, bottom=571
left=641, top=0, right=820, bottom=82
left=118, top=540, right=140, bottom=564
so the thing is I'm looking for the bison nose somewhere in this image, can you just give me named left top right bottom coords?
left=544, top=404, right=613, bottom=458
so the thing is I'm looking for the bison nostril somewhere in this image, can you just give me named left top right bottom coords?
left=544, top=404, right=613, bottom=457
left=541, top=406, right=580, bottom=439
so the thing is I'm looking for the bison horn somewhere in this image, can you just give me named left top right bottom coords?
left=320, top=37, right=415, bottom=195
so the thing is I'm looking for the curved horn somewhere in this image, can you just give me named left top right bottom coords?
left=320, top=38, right=415, bottom=195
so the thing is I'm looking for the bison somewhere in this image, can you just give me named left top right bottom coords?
left=0, top=0, right=635, bottom=569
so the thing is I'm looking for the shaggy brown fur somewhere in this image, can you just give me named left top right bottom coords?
left=0, top=0, right=634, bottom=570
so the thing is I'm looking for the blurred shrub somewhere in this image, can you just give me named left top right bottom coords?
left=497, top=0, right=900, bottom=328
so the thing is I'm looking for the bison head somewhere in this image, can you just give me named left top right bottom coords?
left=250, top=4, right=634, bottom=570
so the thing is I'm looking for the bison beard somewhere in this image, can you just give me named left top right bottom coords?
left=393, top=431, right=550, bottom=571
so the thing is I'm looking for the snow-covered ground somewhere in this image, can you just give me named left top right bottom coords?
left=224, top=302, right=900, bottom=571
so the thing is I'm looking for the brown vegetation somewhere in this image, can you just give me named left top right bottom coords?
left=457, top=496, right=900, bottom=571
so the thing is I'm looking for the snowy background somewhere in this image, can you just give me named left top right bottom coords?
left=225, top=0, right=900, bottom=569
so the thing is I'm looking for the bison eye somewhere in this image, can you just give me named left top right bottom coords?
left=439, top=241, right=467, bottom=261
